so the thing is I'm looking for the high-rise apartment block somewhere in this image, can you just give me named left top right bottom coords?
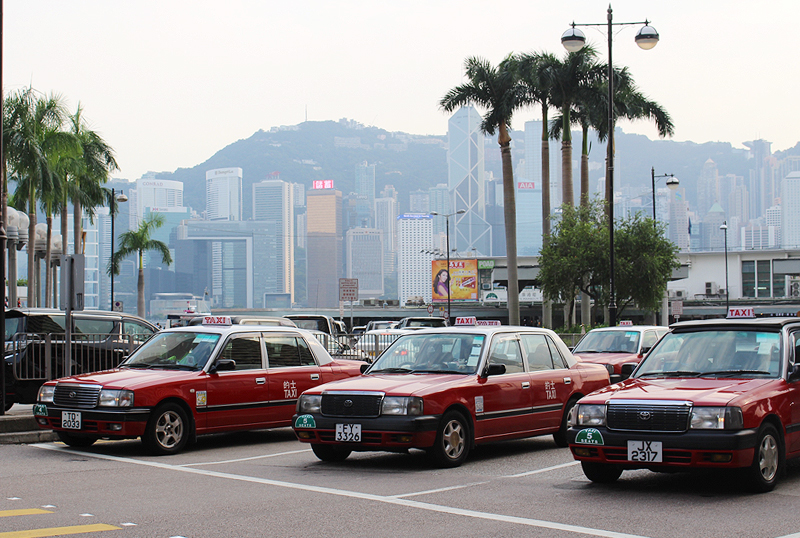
left=397, top=214, right=433, bottom=306
left=253, top=179, right=295, bottom=303
left=346, top=228, right=384, bottom=297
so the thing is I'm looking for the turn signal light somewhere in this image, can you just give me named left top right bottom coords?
left=296, top=431, right=314, bottom=440
left=573, top=447, right=593, bottom=457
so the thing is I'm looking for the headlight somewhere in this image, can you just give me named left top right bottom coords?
left=38, top=385, right=55, bottom=403
left=297, top=394, right=322, bottom=414
left=381, top=396, right=423, bottom=416
left=690, top=406, right=743, bottom=430
left=575, top=404, right=607, bottom=426
left=98, top=389, right=134, bottom=407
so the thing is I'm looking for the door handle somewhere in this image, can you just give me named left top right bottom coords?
left=563, top=377, right=572, bottom=385
left=521, top=382, right=530, bottom=389
left=310, top=374, right=320, bottom=380
left=255, top=378, right=266, bottom=385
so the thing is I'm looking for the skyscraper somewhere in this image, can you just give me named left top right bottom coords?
left=253, top=179, right=295, bottom=303
left=374, top=195, right=398, bottom=280
left=354, top=161, right=376, bottom=209
left=346, top=228, right=384, bottom=297
left=206, top=167, right=242, bottom=221
left=781, top=172, right=800, bottom=248
left=130, top=175, right=184, bottom=229
left=306, top=186, right=343, bottom=308
left=397, top=214, right=433, bottom=306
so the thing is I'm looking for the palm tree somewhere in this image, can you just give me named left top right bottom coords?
left=440, top=56, right=527, bottom=325
left=110, top=214, right=172, bottom=318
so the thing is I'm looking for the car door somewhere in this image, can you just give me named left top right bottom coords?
left=788, top=330, right=800, bottom=453
left=264, top=333, right=324, bottom=426
left=520, top=333, right=568, bottom=432
left=474, top=333, right=533, bottom=440
left=204, top=332, right=268, bottom=431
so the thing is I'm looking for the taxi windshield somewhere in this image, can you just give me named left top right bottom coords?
left=573, top=330, right=640, bottom=354
left=122, top=332, right=221, bottom=371
left=367, top=333, right=485, bottom=375
left=634, top=330, right=782, bottom=378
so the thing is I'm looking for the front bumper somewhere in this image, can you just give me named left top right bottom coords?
left=567, top=426, right=758, bottom=469
left=33, top=403, right=151, bottom=438
left=292, top=413, right=440, bottom=450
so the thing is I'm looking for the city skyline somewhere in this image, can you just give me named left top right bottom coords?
left=7, top=1, right=800, bottom=182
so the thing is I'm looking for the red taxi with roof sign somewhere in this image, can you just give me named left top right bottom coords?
left=292, top=324, right=610, bottom=467
left=571, top=325, right=669, bottom=383
left=33, top=316, right=364, bottom=454
left=567, top=310, right=800, bottom=492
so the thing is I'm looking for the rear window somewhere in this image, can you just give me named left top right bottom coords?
left=74, top=318, right=116, bottom=335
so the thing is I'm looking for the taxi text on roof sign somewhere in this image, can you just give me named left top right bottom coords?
left=619, top=320, right=634, bottom=326
left=203, top=316, right=232, bottom=326
left=727, top=307, right=755, bottom=319
left=454, top=317, right=501, bottom=326
left=455, top=316, right=477, bottom=326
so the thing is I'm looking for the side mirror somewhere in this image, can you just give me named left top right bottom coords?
left=210, top=358, right=236, bottom=372
left=789, top=363, right=800, bottom=382
left=483, top=363, right=506, bottom=377
left=620, top=362, right=638, bottom=380
left=360, top=363, right=369, bottom=374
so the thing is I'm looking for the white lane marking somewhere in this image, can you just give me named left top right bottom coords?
left=179, top=448, right=312, bottom=467
left=33, top=444, right=650, bottom=538
left=390, top=482, right=489, bottom=498
left=504, top=460, right=580, bottom=478
left=775, top=534, right=800, bottom=538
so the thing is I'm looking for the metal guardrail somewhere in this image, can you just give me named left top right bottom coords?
left=7, top=333, right=150, bottom=381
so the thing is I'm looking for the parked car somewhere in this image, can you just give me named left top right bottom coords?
left=364, top=320, right=399, bottom=332
left=4, top=308, right=158, bottom=410
left=567, top=316, right=800, bottom=492
left=571, top=325, right=669, bottom=383
left=284, top=314, right=344, bottom=336
left=395, top=317, right=448, bottom=329
left=293, top=326, right=610, bottom=467
left=33, top=317, right=365, bottom=454
left=353, top=328, right=414, bottom=361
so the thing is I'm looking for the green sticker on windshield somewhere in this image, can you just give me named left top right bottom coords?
left=575, top=428, right=604, bottom=445
left=294, top=414, right=316, bottom=429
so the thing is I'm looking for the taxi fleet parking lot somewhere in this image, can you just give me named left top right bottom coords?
left=3, top=432, right=800, bottom=538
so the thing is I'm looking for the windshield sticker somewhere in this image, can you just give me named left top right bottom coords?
left=194, top=334, right=218, bottom=343
left=196, top=391, right=207, bottom=407
left=575, top=428, right=604, bottom=445
left=468, top=337, right=484, bottom=367
left=475, top=396, right=484, bottom=414
left=295, top=414, right=316, bottom=429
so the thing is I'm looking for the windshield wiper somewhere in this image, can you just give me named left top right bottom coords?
left=153, top=363, right=200, bottom=371
left=638, top=370, right=700, bottom=377
left=410, top=369, right=466, bottom=374
left=699, top=370, right=772, bottom=377
left=369, top=367, right=414, bottom=374
left=123, top=363, right=153, bottom=369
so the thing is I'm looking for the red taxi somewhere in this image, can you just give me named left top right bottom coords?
left=571, top=325, right=669, bottom=383
left=567, top=316, right=800, bottom=492
left=292, top=326, right=610, bottom=467
left=33, top=317, right=364, bottom=455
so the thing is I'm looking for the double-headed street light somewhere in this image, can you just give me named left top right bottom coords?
left=651, top=167, right=679, bottom=229
left=562, top=5, right=659, bottom=327
left=430, top=209, right=465, bottom=324
left=109, top=188, right=128, bottom=311
left=720, top=221, right=729, bottom=313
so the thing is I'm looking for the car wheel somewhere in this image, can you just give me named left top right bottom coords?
left=744, top=423, right=782, bottom=493
left=553, top=397, right=579, bottom=448
left=581, top=461, right=622, bottom=484
left=143, top=403, right=189, bottom=455
left=56, top=431, right=97, bottom=448
left=311, top=444, right=351, bottom=462
left=430, top=410, right=470, bottom=468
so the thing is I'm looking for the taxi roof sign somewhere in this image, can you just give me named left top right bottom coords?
left=727, top=307, right=755, bottom=319
left=203, top=316, right=233, bottom=326
left=455, top=317, right=501, bottom=327
left=455, top=316, right=477, bottom=326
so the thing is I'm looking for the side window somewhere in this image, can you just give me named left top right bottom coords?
left=123, top=321, right=156, bottom=341
left=520, top=334, right=554, bottom=371
left=641, top=331, right=658, bottom=351
left=265, top=335, right=303, bottom=368
left=487, top=335, right=524, bottom=374
left=546, top=336, right=568, bottom=368
left=791, top=332, right=800, bottom=369
left=74, top=318, right=115, bottom=336
left=297, top=337, right=317, bottom=366
left=220, top=335, right=263, bottom=370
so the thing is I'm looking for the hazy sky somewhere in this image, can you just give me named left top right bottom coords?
left=7, top=1, right=799, bottom=181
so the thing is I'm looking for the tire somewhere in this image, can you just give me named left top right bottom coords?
left=553, top=397, right=579, bottom=448
left=311, top=444, right=352, bottom=462
left=143, top=403, right=190, bottom=455
left=430, top=410, right=470, bottom=468
left=581, top=461, right=623, bottom=484
left=744, top=423, right=782, bottom=493
left=56, top=431, right=97, bottom=448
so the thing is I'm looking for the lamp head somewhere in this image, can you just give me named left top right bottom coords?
left=720, top=222, right=728, bottom=231
left=666, top=176, right=679, bottom=189
left=456, top=209, right=466, bottom=215
left=561, top=26, right=586, bottom=52
left=635, top=24, right=659, bottom=50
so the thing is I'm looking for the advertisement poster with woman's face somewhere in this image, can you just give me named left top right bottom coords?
left=431, top=259, right=478, bottom=302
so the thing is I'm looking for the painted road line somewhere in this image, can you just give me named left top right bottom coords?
left=390, top=482, right=489, bottom=499
left=0, top=523, right=120, bottom=537
left=35, top=444, right=652, bottom=538
left=0, top=510, right=53, bottom=518
left=503, top=460, right=580, bottom=478
left=180, top=448, right=312, bottom=467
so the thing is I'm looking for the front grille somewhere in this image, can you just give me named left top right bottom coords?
left=607, top=403, right=690, bottom=432
left=321, top=393, right=383, bottom=417
left=54, top=384, right=101, bottom=409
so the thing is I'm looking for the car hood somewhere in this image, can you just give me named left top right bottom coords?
left=574, top=352, right=640, bottom=365
left=51, top=368, right=202, bottom=390
left=306, top=373, right=469, bottom=396
left=581, top=377, right=775, bottom=407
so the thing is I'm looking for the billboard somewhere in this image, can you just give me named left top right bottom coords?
left=432, top=259, right=478, bottom=302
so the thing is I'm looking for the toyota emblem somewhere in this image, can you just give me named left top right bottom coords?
left=69, top=391, right=77, bottom=399
left=638, top=411, right=652, bottom=421
left=343, top=399, right=354, bottom=408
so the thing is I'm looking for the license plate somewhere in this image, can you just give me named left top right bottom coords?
left=62, top=411, right=82, bottom=430
left=335, top=423, right=361, bottom=442
left=627, top=440, right=662, bottom=462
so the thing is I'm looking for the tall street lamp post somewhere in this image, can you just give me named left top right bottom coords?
left=109, top=188, right=128, bottom=311
left=430, top=209, right=465, bottom=324
left=562, top=5, right=659, bottom=326
left=651, top=167, right=679, bottom=229
left=720, top=221, right=729, bottom=313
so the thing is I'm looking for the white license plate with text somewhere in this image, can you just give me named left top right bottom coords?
left=335, top=423, right=361, bottom=442
left=627, top=440, right=662, bottom=462
left=62, top=411, right=82, bottom=430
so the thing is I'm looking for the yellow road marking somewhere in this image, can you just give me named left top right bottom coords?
left=0, top=510, right=53, bottom=518
left=0, top=524, right=120, bottom=537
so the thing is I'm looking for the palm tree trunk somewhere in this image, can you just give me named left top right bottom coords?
left=73, top=200, right=82, bottom=254
left=498, top=124, right=520, bottom=326
left=137, top=250, right=145, bottom=318
left=580, top=125, right=590, bottom=208
left=540, top=107, right=553, bottom=329
left=27, top=193, right=36, bottom=307
left=561, top=106, right=574, bottom=209
left=45, top=215, right=53, bottom=307
left=61, top=201, right=69, bottom=255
